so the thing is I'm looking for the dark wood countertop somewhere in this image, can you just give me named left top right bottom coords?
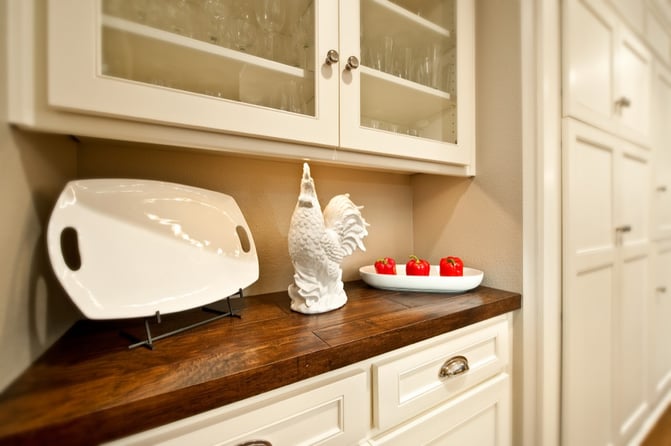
left=0, top=281, right=521, bottom=445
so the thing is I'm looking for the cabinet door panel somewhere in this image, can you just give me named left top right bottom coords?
left=561, top=119, right=612, bottom=446
left=562, top=265, right=614, bottom=446
left=372, top=317, right=509, bottom=433
left=571, top=136, right=615, bottom=253
left=564, top=0, right=616, bottom=130
left=563, top=118, right=652, bottom=446
left=614, top=253, right=650, bottom=441
left=653, top=67, right=671, bottom=240
left=48, top=0, right=340, bottom=147
left=368, top=374, right=510, bottom=446
left=111, top=371, right=369, bottom=446
left=617, top=148, right=651, bottom=246
left=563, top=0, right=652, bottom=147
left=614, top=28, right=652, bottom=144
left=339, top=0, right=474, bottom=169
left=651, top=242, right=671, bottom=399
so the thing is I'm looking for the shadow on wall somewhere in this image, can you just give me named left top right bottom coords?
left=0, top=128, right=80, bottom=389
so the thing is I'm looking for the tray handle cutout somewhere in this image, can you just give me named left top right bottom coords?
left=236, top=225, right=252, bottom=253
left=60, top=227, right=81, bottom=271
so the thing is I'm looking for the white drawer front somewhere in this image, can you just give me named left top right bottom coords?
left=111, top=370, right=369, bottom=446
left=367, top=373, right=511, bottom=446
left=372, top=316, right=510, bottom=432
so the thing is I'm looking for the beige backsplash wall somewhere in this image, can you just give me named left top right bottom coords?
left=412, top=0, right=522, bottom=294
left=77, top=143, right=415, bottom=295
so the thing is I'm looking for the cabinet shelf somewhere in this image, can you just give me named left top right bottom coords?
left=360, top=66, right=453, bottom=128
left=101, top=15, right=307, bottom=105
left=363, top=0, right=452, bottom=43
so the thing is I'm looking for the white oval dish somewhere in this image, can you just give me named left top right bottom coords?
left=47, top=179, right=259, bottom=319
left=359, top=265, right=483, bottom=293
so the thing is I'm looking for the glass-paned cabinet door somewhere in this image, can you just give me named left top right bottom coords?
left=48, top=0, right=339, bottom=146
left=339, top=0, right=474, bottom=169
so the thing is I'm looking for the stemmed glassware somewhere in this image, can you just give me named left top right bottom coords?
left=202, top=0, right=229, bottom=45
left=164, top=0, right=194, bottom=37
left=291, top=5, right=313, bottom=68
left=254, top=0, right=286, bottom=61
left=229, top=0, right=257, bottom=52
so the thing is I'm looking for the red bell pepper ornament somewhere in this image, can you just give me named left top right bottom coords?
left=406, top=255, right=430, bottom=276
left=374, top=257, right=397, bottom=275
left=439, top=256, right=464, bottom=276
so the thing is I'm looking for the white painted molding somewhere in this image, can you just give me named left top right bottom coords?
left=521, top=0, right=562, bottom=444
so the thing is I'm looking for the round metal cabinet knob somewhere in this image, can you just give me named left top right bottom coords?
left=325, top=49, right=339, bottom=65
left=615, top=96, right=631, bottom=108
left=615, top=225, right=632, bottom=233
left=346, top=55, right=360, bottom=70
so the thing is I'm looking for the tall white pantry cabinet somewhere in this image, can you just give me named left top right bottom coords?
left=562, top=0, right=671, bottom=444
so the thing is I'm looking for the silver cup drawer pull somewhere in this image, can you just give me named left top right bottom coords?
left=439, top=355, right=470, bottom=378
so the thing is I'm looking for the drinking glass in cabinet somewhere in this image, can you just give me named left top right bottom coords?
left=359, top=0, right=457, bottom=145
left=100, top=0, right=316, bottom=116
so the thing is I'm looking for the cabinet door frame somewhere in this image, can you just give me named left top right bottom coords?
left=47, top=0, right=340, bottom=147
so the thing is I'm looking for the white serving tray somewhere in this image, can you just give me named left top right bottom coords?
left=47, top=179, right=259, bottom=319
left=359, top=265, right=483, bottom=293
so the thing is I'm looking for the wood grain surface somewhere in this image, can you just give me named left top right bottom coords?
left=0, top=281, right=521, bottom=445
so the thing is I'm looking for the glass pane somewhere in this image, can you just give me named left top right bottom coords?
left=101, top=0, right=315, bottom=116
left=360, top=0, right=456, bottom=144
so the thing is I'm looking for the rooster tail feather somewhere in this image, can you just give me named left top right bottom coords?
left=323, top=194, right=369, bottom=256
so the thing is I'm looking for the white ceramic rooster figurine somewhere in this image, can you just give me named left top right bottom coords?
left=288, top=163, right=369, bottom=314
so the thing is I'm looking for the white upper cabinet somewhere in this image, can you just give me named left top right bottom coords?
left=48, top=0, right=337, bottom=146
left=10, top=0, right=475, bottom=175
left=563, top=0, right=652, bottom=147
left=339, top=0, right=474, bottom=169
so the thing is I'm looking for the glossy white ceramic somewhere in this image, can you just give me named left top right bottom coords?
left=359, top=265, right=483, bottom=293
left=47, top=179, right=258, bottom=319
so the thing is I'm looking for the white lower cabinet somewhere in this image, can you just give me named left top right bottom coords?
left=107, top=370, right=370, bottom=446
left=366, top=375, right=510, bottom=446
left=108, top=315, right=512, bottom=446
left=371, top=318, right=509, bottom=434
